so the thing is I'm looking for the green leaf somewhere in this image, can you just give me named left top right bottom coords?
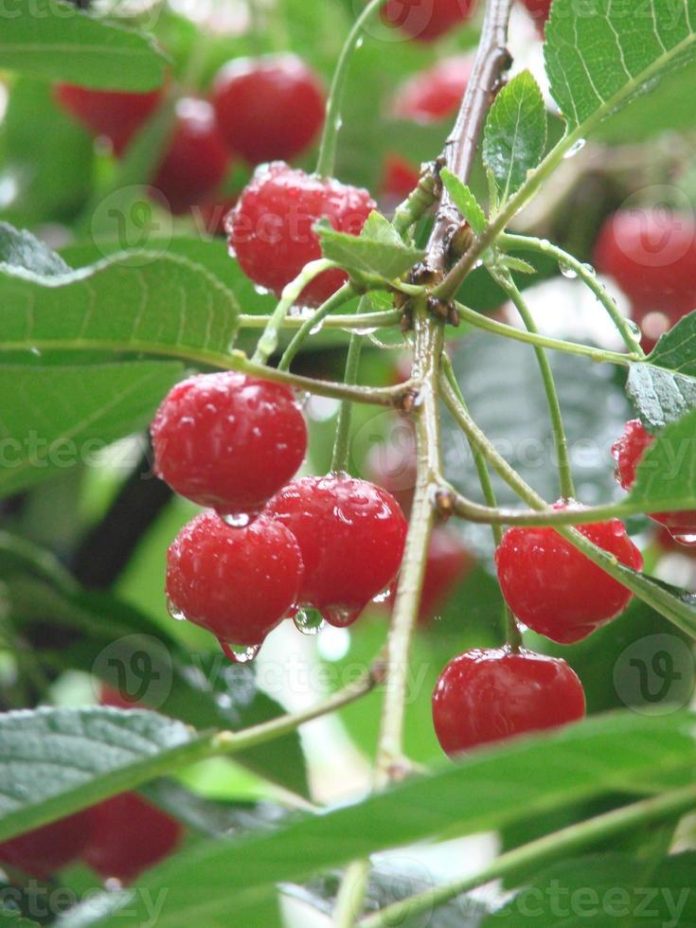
left=482, top=71, right=547, bottom=200
left=482, top=852, right=696, bottom=925
left=0, top=707, right=206, bottom=841
left=647, top=311, right=696, bottom=378
left=0, top=79, right=95, bottom=226
left=0, top=0, right=168, bottom=90
left=5, top=578, right=309, bottom=796
left=0, top=223, right=70, bottom=276
left=317, top=212, right=425, bottom=281
left=50, top=713, right=696, bottom=928
left=545, top=0, right=696, bottom=138
left=0, top=250, right=240, bottom=364
left=627, top=363, right=696, bottom=431
left=0, top=362, right=182, bottom=497
left=440, top=169, right=487, bottom=236
left=626, top=409, right=696, bottom=514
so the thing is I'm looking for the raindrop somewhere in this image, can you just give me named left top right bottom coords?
left=254, top=284, right=272, bottom=296
left=626, top=319, right=643, bottom=339
left=334, top=117, right=344, bottom=132
left=563, top=138, right=586, bottom=159
left=293, top=607, right=326, bottom=636
left=372, top=587, right=392, bottom=604
left=166, top=596, right=187, bottom=622
left=322, top=605, right=361, bottom=628
left=29, top=346, right=41, bottom=357
left=582, top=262, right=596, bottom=277
left=219, top=640, right=261, bottom=663
left=559, top=263, right=577, bottom=279
left=673, top=533, right=696, bottom=548
left=222, top=512, right=251, bottom=528
left=310, top=319, right=325, bottom=335
left=354, top=327, right=378, bottom=336
left=355, top=36, right=364, bottom=49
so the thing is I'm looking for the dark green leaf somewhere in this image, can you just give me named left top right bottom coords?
left=546, top=0, right=696, bottom=137
left=0, top=0, right=167, bottom=90
left=440, top=170, right=487, bottom=236
left=647, top=311, right=696, bottom=378
left=482, top=71, right=547, bottom=200
left=0, top=362, right=182, bottom=497
left=317, top=213, right=425, bottom=281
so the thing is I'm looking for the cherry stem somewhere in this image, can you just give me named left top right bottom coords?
left=252, top=259, right=340, bottom=364
left=238, top=308, right=400, bottom=330
left=441, top=354, right=520, bottom=648
left=276, top=283, right=356, bottom=372
left=358, top=782, right=696, bottom=928
left=315, top=0, right=385, bottom=180
left=454, top=300, right=640, bottom=365
left=331, top=312, right=366, bottom=474
left=493, top=269, right=576, bottom=500
left=500, top=233, right=646, bottom=357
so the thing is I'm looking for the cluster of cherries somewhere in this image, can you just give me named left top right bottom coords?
left=55, top=53, right=326, bottom=220
left=0, top=690, right=181, bottom=884
left=151, top=372, right=407, bottom=660
left=382, top=0, right=552, bottom=41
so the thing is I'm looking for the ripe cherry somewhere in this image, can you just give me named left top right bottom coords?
left=519, top=0, right=553, bottom=31
left=382, top=0, right=477, bottom=41
left=0, top=811, right=93, bottom=879
left=267, top=475, right=407, bottom=626
left=594, top=210, right=696, bottom=332
left=151, top=372, right=307, bottom=519
left=381, top=154, right=421, bottom=204
left=213, top=54, right=325, bottom=164
left=495, top=503, right=643, bottom=643
left=432, top=648, right=586, bottom=757
left=82, top=793, right=182, bottom=884
left=613, top=419, right=696, bottom=540
left=151, top=99, right=230, bottom=215
left=228, top=162, right=375, bottom=307
left=166, top=511, right=303, bottom=655
left=54, top=83, right=163, bottom=155
left=391, top=55, right=473, bottom=123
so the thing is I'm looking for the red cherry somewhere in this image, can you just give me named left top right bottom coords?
left=495, top=503, right=643, bottom=643
left=166, top=511, right=303, bottom=651
left=594, top=210, right=696, bottom=327
left=519, top=0, right=553, bottom=31
left=432, top=648, right=586, bottom=757
left=417, top=529, right=475, bottom=624
left=391, top=55, right=473, bottom=123
left=151, top=372, right=307, bottom=518
left=0, top=811, right=93, bottom=879
left=54, top=83, right=163, bottom=155
left=82, top=793, right=181, bottom=884
left=228, top=162, right=375, bottom=307
left=381, top=154, right=421, bottom=203
left=212, top=54, right=325, bottom=164
left=100, top=684, right=140, bottom=710
left=267, top=475, right=407, bottom=626
left=151, top=99, right=230, bottom=215
left=382, top=0, right=477, bottom=41
left=612, top=419, right=696, bottom=539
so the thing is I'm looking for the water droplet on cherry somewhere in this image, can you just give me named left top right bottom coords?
left=322, top=605, right=362, bottom=628
left=166, top=596, right=187, bottom=621
left=672, top=533, right=696, bottom=548
left=222, top=512, right=251, bottom=528
left=219, top=640, right=261, bottom=663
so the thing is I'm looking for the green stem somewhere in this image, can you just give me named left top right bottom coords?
left=331, top=329, right=364, bottom=473
left=375, top=306, right=444, bottom=784
left=454, top=302, right=639, bottom=366
left=277, top=284, right=355, bottom=372
left=441, top=355, right=519, bottom=648
left=333, top=860, right=372, bottom=928
left=495, top=270, right=575, bottom=500
left=392, top=169, right=441, bottom=238
left=358, top=783, right=696, bottom=928
left=0, top=664, right=381, bottom=843
left=500, top=233, right=645, bottom=357
left=315, top=0, right=385, bottom=179
left=252, top=259, right=339, bottom=364
left=238, top=309, right=400, bottom=330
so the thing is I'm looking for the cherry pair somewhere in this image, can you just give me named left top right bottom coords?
left=153, top=373, right=407, bottom=657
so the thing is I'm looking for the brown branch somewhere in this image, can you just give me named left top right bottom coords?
left=426, top=0, right=514, bottom=274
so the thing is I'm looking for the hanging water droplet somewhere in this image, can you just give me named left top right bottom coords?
left=29, top=346, right=41, bottom=357
left=673, top=533, right=696, bottom=548
left=626, top=319, right=643, bottom=338
left=166, top=596, right=187, bottom=622
left=219, top=640, right=261, bottom=663
left=581, top=262, right=596, bottom=277
left=372, top=587, right=392, bottom=604
left=334, top=116, right=343, bottom=132
left=295, top=390, right=311, bottom=409
left=354, top=327, right=378, bottom=336
left=293, top=607, right=326, bottom=636
left=559, top=263, right=578, bottom=279
left=310, top=319, right=325, bottom=335
left=222, top=512, right=251, bottom=528
left=563, top=138, right=586, bottom=159
left=322, top=604, right=361, bottom=628
left=254, top=284, right=272, bottom=296
left=355, top=36, right=364, bottom=49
